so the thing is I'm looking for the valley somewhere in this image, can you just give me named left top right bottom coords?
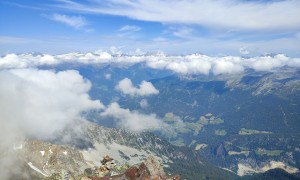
left=79, top=64, right=300, bottom=177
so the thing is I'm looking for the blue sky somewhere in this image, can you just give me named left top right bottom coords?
left=0, top=0, right=300, bottom=56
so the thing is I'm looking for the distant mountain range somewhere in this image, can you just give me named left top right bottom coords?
left=2, top=53, right=300, bottom=179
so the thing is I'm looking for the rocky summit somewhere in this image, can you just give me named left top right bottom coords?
left=11, top=138, right=180, bottom=180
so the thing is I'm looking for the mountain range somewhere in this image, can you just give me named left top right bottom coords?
left=1, top=53, right=300, bottom=179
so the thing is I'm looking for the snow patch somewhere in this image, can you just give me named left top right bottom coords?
left=49, top=147, right=53, bottom=154
left=28, top=162, right=49, bottom=177
left=81, top=142, right=169, bottom=167
left=222, top=168, right=236, bottom=174
left=237, top=161, right=299, bottom=176
left=13, top=144, right=23, bottom=150
left=195, top=144, right=208, bottom=151
left=63, top=151, right=68, bottom=155
left=237, top=163, right=257, bottom=176
left=40, top=151, right=45, bottom=156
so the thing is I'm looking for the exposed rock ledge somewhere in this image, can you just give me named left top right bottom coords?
left=83, top=156, right=180, bottom=180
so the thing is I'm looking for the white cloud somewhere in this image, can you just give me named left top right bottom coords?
left=240, top=47, right=250, bottom=55
left=55, top=0, right=300, bottom=32
left=105, top=73, right=111, bottom=80
left=40, top=54, right=58, bottom=65
left=248, top=54, right=289, bottom=71
left=0, top=53, right=59, bottom=69
left=0, top=69, right=104, bottom=139
left=0, top=54, right=28, bottom=69
left=170, top=27, right=193, bottom=39
left=116, top=78, right=159, bottom=96
left=101, top=102, right=164, bottom=132
left=164, top=55, right=212, bottom=75
left=118, top=25, right=141, bottom=32
left=140, top=99, right=148, bottom=108
left=129, top=48, right=145, bottom=56
left=50, top=13, right=87, bottom=29
left=212, top=58, right=244, bottom=75
left=109, top=46, right=123, bottom=55
left=1, top=51, right=300, bottom=75
left=0, top=68, right=104, bottom=178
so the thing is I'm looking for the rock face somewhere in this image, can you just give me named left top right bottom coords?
left=143, top=156, right=165, bottom=178
left=84, top=155, right=116, bottom=178
left=216, top=143, right=226, bottom=157
left=16, top=139, right=89, bottom=178
left=85, top=156, right=180, bottom=180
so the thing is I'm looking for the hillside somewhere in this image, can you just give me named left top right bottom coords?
left=5, top=121, right=237, bottom=179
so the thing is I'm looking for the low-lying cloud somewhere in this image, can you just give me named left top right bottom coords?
left=139, top=99, right=149, bottom=108
left=0, top=69, right=104, bottom=140
left=116, top=78, right=159, bottom=96
left=0, top=68, right=105, bottom=179
left=1, top=52, right=300, bottom=75
left=101, top=102, right=165, bottom=132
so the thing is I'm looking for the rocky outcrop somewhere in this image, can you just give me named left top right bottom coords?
left=83, top=155, right=116, bottom=178
left=216, top=143, right=227, bottom=157
left=84, top=156, right=180, bottom=180
left=15, top=139, right=89, bottom=178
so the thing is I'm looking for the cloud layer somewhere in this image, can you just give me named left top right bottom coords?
left=55, top=0, right=300, bottom=31
left=1, top=51, right=300, bottom=75
left=0, top=69, right=104, bottom=139
left=116, top=78, right=159, bottom=96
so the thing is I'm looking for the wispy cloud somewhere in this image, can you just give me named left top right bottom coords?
left=117, top=25, right=141, bottom=38
left=1, top=1, right=47, bottom=11
left=0, top=36, right=36, bottom=44
left=49, top=13, right=88, bottom=29
left=118, top=25, right=141, bottom=32
left=164, top=26, right=194, bottom=39
left=54, top=0, right=300, bottom=32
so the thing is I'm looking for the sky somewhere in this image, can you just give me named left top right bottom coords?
left=0, top=0, right=300, bottom=56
